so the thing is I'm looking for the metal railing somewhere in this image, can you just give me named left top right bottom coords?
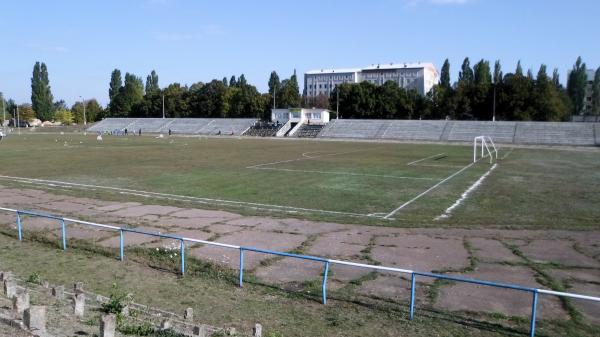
left=1, top=206, right=599, bottom=337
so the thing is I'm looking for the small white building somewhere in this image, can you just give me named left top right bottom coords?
left=271, top=108, right=330, bottom=125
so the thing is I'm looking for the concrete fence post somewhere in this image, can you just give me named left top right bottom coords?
left=253, top=323, right=262, bottom=337
left=193, top=325, right=207, bottom=337
left=184, top=307, right=193, bottom=322
left=52, top=285, right=65, bottom=299
left=24, top=306, right=46, bottom=333
left=3, top=279, right=16, bottom=298
left=73, top=293, right=86, bottom=318
left=100, top=314, right=116, bottom=337
left=12, top=290, right=30, bottom=316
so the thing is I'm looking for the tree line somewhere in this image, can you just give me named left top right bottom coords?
left=104, top=69, right=301, bottom=121
left=330, top=57, right=600, bottom=121
left=1, top=57, right=599, bottom=126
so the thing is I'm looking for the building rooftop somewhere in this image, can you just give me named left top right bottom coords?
left=305, top=62, right=437, bottom=75
left=305, top=68, right=361, bottom=75
left=361, top=62, right=436, bottom=71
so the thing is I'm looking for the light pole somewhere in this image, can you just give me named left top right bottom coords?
left=162, top=94, right=165, bottom=119
left=79, top=96, right=87, bottom=125
left=492, top=85, right=496, bottom=122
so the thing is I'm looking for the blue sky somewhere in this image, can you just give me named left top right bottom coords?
left=1, top=0, right=599, bottom=106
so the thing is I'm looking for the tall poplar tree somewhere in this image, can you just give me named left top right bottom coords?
left=30, top=62, right=54, bottom=121
left=592, top=68, right=600, bottom=115
left=458, top=58, right=473, bottom=84
left=567, top=57, right=587, bottom=115
left=440, top=59, right=451, bottom=88
left=145, top=70, right=159, bottom=95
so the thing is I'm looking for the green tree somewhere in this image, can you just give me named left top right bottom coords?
left=592, top=67, right=600, bottom=115
left=222, top=77, right=228, bottom=87
left=54, top=109, right=73, bottom=125
left=145, top=70, right=159, bottom=95
left=439, top=59, right=451, bottom=88
left=458, top=57, right=473, bottom=84
left=567, top=57, right=587, bottom=115
left=109, top=69, right=122, bottom=101
left=552, top=68, right=561, bottom=88
left=268, top=71, right=281, bottom=108
left=229, top=75, right=237, bottom=87
left=515, top=60, right=524, bottom=77
left=31, top=62, right=54, bottom=121
left=17, top=104, right=36, bottom=123
left=279, top=70, right=301, bottom=108
left=72, top=99, right=103, bottom=123
left=493, top=60, right=503, bottom=85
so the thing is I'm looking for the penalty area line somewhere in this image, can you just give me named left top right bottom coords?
left=0, top=174, right=385, bottom=220
left=434, top=163, right=498, bottom=220
left=406, top=153, right=446, bottom=166
left=383, top=160, right=480, bottom=219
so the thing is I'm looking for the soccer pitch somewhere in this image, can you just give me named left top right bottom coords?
left=0, top=133, right=599, bottom=228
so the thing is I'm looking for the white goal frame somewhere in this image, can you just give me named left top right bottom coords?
left=473, top=136, right=498, bottom=164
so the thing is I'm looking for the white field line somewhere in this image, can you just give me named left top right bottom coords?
left=408, top=164, right=464, bottom=168
left=501, top=148, right=515, bottom=160
left=434, top=163, right=498, bottom=220
left=246, top=149, right=366, bottom=169
left=250, top=167, right=440, bottom=181
left=406, top=153, right=445, bottom=166
left=0, top=175, right=384, bottom=219
left=383, top=161, right=479, bottom=219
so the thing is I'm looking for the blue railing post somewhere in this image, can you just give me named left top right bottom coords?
left=180, top=239, right=185, bottom=275
left=239, top=248, right=244, bottom=288
left=322, top=261, right=330, bottom=305
left=16, top=211, right=22, bottom=241
left=119, top=229, right=124, bottom=261
left=410, top=273, right=417, bottom=320
left=530, top=290, right=538, bottom=337
left=61, top=219, right=67, bottom=250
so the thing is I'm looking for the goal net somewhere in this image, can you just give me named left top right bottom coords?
left=473, top=136, right=498, bottom=163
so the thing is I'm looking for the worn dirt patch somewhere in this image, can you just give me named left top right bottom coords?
left=566, top=282, right=600, bottom=326
left=372, top=234, right=469, bottom=272
left=469, top=238, right=522, bottom=263
left=191, top=231, right=306, bottom=269
left=110, top=204, right=181, bottom=217
left=435, top=264, right=567, bottom=320
left=520, top=240, right=600, bottom=268
left=94, top=201, right=142, bottom=212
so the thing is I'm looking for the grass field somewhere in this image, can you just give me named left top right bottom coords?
left=1, top=133, right=599, bottom=228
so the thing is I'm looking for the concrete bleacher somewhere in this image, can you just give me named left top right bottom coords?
left=318, top=120, right=389, bottom=139
left=317, top=119, right=599, bottom=146
left=295, top=124, right=325, bottom=138
left=382, top=120, right=448, bottom=141
left=126, top=118, right=172, bottom=133
left=87, top=118, right=254, bottom=136
left=514, top=122, right=596, bottom=146
left=446, top=121, right=517, bottom=143
left=87, top=118, right=600, bottom=146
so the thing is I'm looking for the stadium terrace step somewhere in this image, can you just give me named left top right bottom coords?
left=295, top=124, right=325, bottom=138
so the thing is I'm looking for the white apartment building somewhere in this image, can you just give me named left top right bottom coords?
left=304, top=62, right=439, bottom=98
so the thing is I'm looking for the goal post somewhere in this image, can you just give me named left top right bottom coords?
left=473, top=136, right=498, bottom=164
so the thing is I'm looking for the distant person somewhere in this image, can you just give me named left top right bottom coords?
left=124, top=128, right=128, bottom=135
left=217, top=130, right=221, bottom=135
left=168, top=129, right=172, bottom=136
left=0, top=131, right=4, bottom=141
left=138, top=128, right=142, bottom=136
